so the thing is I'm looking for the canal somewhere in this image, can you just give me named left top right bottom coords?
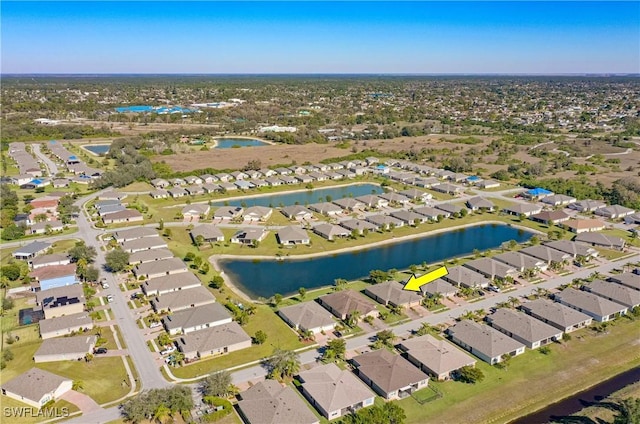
left=219, top=223, right=532, bottom=298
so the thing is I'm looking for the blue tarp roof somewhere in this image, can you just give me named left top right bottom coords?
left=527, top=187, right=553, bottom=196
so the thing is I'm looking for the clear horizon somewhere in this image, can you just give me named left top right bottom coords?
left=2, top=1, right=639, bottom=74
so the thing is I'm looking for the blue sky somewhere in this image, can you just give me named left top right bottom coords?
left=2, top=1, right=638, bottom=74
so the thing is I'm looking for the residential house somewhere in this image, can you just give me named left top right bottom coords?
left=150, top=189, right=169, bottom=199
left=190, top=224, right=224, bottom=243
left=414, top=206, right=448, bottom=221
left=312, top=223, right=351, bottom=241
left=609, top=273, right=640, bottom=291
left=339, top=219, right=379, bottom=235
left=36, top=285, right=85, bottom=319
left=486, top=309, right=563, bottom=349
left=30, top=264, right=77, bottom=291
left=265, top=177, right=284, bottom=186
left=30, top=254, right=70, bottom=270
left=502, top=203, right=543, bottom=217
left=12, top=241, right=51, bottom=260
left=520, top=299, right=593, bottom=333
left=202, top=183, right=221, bottom=194
left=112, top=227, right=158, bottom=243
left=442, top=266, right=490, bottom=288
left=185, top=185, right=205, bottom=196
left=132, top=257, right=188, bottom=279
left=168, top=187, right=188, bottom=198
left=519, top=245, right=572, bottom=266
left=281, top=205, right=313, bottom=221
left=39, top=312, right=93, bottom=340
left=365, top=214, right=405, bottom=230
left=298, top=363, right=375, bottom=420
left=544, top=240, right=598, bottom=260
left=237, top=380, right=319, bottom=424
left=398, top=334, right=477, bottom=381
left=181, top=204, right=210, bottom=220
left=355, top=195, right=388, bottom=209
left=177, top=321, right=251, bottom=360
left=466, top=197, right=495, bottom=211
left=447, top=320, right=525, bottom=364
left=235, top=180, right=255, bottom=190
left=379, top=192, right=412, bottom=206
left=568, top=199, right=607, bottom=213
left=151, top=286, right=216, bottom=313
left=184, top=176, right=203, bottom=185
left=213, top=206, right=244, bottom=221
left=524, top=188, right=553, bottom=200
left=574, top=233, right=626, bottom=250
left=318, top=290, right=377, bottom=321
left=162, top=303, right=232, bottom=335
left=390, top=210, right=429, bottom=225
left=541, top=194, right=576, bottom=207
left=364, top=281, right=423, bottom=308
left=493, top=252, right=548, bottom=274
left=420, top=279, right=458, bottom=298
left=1, top=368, right=72, bottom=409
left=277, top=226, right=310, bottom=245
left=308, top=202, right=343, bottom=216
left=333, top=198, right=365, bottom=211
left=128, top=248, right=174, bottom=265
left=529, top=210, right=571, bottom=225
left=120, top=237, right=168, bottom=253
left=33, top=335, right=97, bottom=363
left=432, top=183, right=464, bottom=195
left=278, top=301, right=337, bottom=334
left=243, top=206, right=273, bottom=222
left=583, top=280, right=640, bottom=309
left=554, top=288, right=628, bottom=322
left=230, top=228, right=268, bottom=245
left=399, top=188, right=432, bottom=202
left=595, top=205, right=635, bottom=220
left=102, top=209, right=144, bottom=225
left=142, top=272, right=203, bottom=296
left=352, top=349, right=429, bottom=400
left=563, top=219, right=606, bottom=234
left=463, top=258, right=517, bottom=281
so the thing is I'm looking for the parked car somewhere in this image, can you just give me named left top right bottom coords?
left=149, top=321, right=162, bottom=329
left=94, top=347, right=108, bottom=354
left=102, top=282, right=109, bottom=289
left=160, top=346, right=176, bottom=355
left=106, top=295, right=114, bottom=303
left=487, top=285, right=501, bottom=293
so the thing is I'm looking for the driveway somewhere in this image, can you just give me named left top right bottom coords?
left=60, top=390, right=101, bottom=414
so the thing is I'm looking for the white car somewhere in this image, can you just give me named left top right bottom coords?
left=106, top=295, right=114, bottom=303
left=160, top=346, right=176, bottom=355
left=102, top=282, right=109, bottom=289
left=149, top=322, right=162, bottom=329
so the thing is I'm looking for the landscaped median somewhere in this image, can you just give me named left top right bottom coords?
left=399, top=317, right=640, bottom=424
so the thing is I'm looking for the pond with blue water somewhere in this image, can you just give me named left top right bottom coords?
left=219, top=223, right=533, bottom=298
left=212, top=183, right=383, bottom=207
left=83, top=144, right=111, bottom=155
left=214, top=138, right=269, bottom=148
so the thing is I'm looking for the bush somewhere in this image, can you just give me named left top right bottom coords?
left=457, top=365, right=484, bottom=383
left=202, top=396, right=232, bottom=422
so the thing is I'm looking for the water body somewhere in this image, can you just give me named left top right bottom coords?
left=83, top=144, right=111, bottom=155
left=211, top=183, right=383, bottom=207
left=215, top=138, right=268, bottom=148
left=511, top=367, right=640, bottom=424
left=219, top=224, right=532, bottom=298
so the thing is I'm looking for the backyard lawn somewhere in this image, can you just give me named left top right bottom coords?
left=399, top=317, right=640, bottom=424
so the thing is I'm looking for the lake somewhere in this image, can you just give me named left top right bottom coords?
left=215, top=138, right=269, bottom=148
left=218, top=223, right=533, bottom=298
left=83, top=144, right=111, bottom=155
left=211, top=183, right=383, bottom=207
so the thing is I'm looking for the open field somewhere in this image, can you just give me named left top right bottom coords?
left=399, top=317, right=640, bottom=424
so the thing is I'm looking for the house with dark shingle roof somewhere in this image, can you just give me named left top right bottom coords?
left=162, top=303, right=232, bottom=335
left=237, top=380, right=319, bottom=424
left=609, top=272, right=640, bottom=291
left=318, top=290, right=377, bottom=321
left=595, top=205, right=635, bottom=220
left=502, top=203, right=542, bottom=217
left=352, top=349, right=429, bottom=400
left=398, top=334, right=477, bottom=381
left=544, top=240, right=598, bottom=260
left=365, top=214, right=405, bottom=230
left=574, top=233, right=626, bottom=250
left=420, top=278, right=458, bottom=298
left=487, top=309, right=563, bottom=349
left=133, top=257, right=188, bottom=279
left=447, top=320, right=525, bottom=364
left=529, top=210, right=570, bottom=225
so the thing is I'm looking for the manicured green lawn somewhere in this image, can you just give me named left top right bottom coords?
left=0, top=396, right=79, bottom=424
left=599, top=228, right=639, bottom=247
left=399, top=317, right=640, bottom=424
left=170, top=304, right=306, bottom=379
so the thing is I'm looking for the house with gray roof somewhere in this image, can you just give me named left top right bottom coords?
left=333, top=198, right=365, bottom=211
left=568, top=199, right=607, bottom=213
left=12, top=241, right=51, bottom=260
left=1, top=368, right=72, bottom=408
left=298, top=363, right=375, bottom=420
left=151, top=286, right=216, bottom=313
left=398, top=334, right=477, bottom=381
left=420, top=278, right=458, bottom=298
left=102, top=209, right=144, bottom=224
left=237, top=380, right=319, bottom=424
left=37, top=284, right=85, bottom=319
left=414, top=206, right=449, bottom=220
left=519, top=245, right=572, bottom=265
left=466, top=197, right=495, bottom=211
left=583, top=280, right=640, bottom=309
left=162, top=303, right=232, bottom=335
left=278, top=301, right=337, bottom=334
left=318, top=290, right=377, bottom=321
left=120, top=237, right=168, bottom=253
left=168, top=187, right=188, bottom=198
left=463, top=258, right=517, bottom=281
left=181, top=203, right=209, bottom=219
left=554, top=288, right=628, bottom=322
left=352, top=349, right=429, bottom=400
left=112, top=227, right=158, bottom=243
left=541, top=194, right=577, bottom=206
left=595, top=205, right=635, bottom=219
left=447, top=320, right=525, bottom=364
left=399, top=188, right=432, bottom=202
left=281, top=205, right=313, bottom=221
left=231, top=228, right=268, bottom=245
left=435, top=203, right=466, bottom=215
left=312, top=223, right=351, bottom=241
left=39, top=312, right=94, bottom=340
left=544, top=240, right=598, bottom=260
left=213, top=206, right=243, bottom=221
left=34, top=335, right=97, bottom=363
left=503, top=203, right=543, bottom=217
left=493, top=252, right=548, bottom=273
left=177, top=321, right=251, bottom=360
left=129, top=248, right=174, bottom=265
left=308, top=202, right=343, bottom=216
left=277, top=226, right=310, bottom=245
left=151, top=178, right=170, bottom=188
left=190, top=224, right=224, bottom=243
left=487, top=309, right=563, bottom=349
left=30, top=253, right=70, bottom=270
left=133, top=257, right=188, bottom=279
left=243, top=206, right=273, bottom=222
left=574, top=233, right=626, bottom=250
left=432, top=183, right=464, bottom=195
left=391, top=210, right=428, bottom=225
left=185, top=185, right=205, bottom=196
left=142, top=272, right=202, bottom=296
left=339, top=219, right=379, bottom=235
left=379, top=192, right=412, bottom=205
left=530, top=210, right=571, bottom=225
left=365, top=214, right=405, bottom=230
left=520, top=299, right=592, bottom=333
left=355, top=194, right=388, bottom=209
left=202, top=183, right=221, bottom=194
left=442, top=266, right=490, bottom=288
left=609, top=272, right=640, bottom=291
left=364, top=281, right=423, bottom=308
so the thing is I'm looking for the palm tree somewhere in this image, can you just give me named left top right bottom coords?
left=347, top=310, right=362, bottom=327
left=153, top=404, right=172, bottom=424
left=508, top=296, right=520, bottom=308
left=266, top=349, right=301, bottom=381
left=72, top=380, right=84, bottom=391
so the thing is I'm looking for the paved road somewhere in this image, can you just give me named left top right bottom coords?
left=31, top=142, right=59, bottom=176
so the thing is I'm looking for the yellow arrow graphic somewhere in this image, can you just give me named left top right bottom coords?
left=403, top=266, right=449, bottom=292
